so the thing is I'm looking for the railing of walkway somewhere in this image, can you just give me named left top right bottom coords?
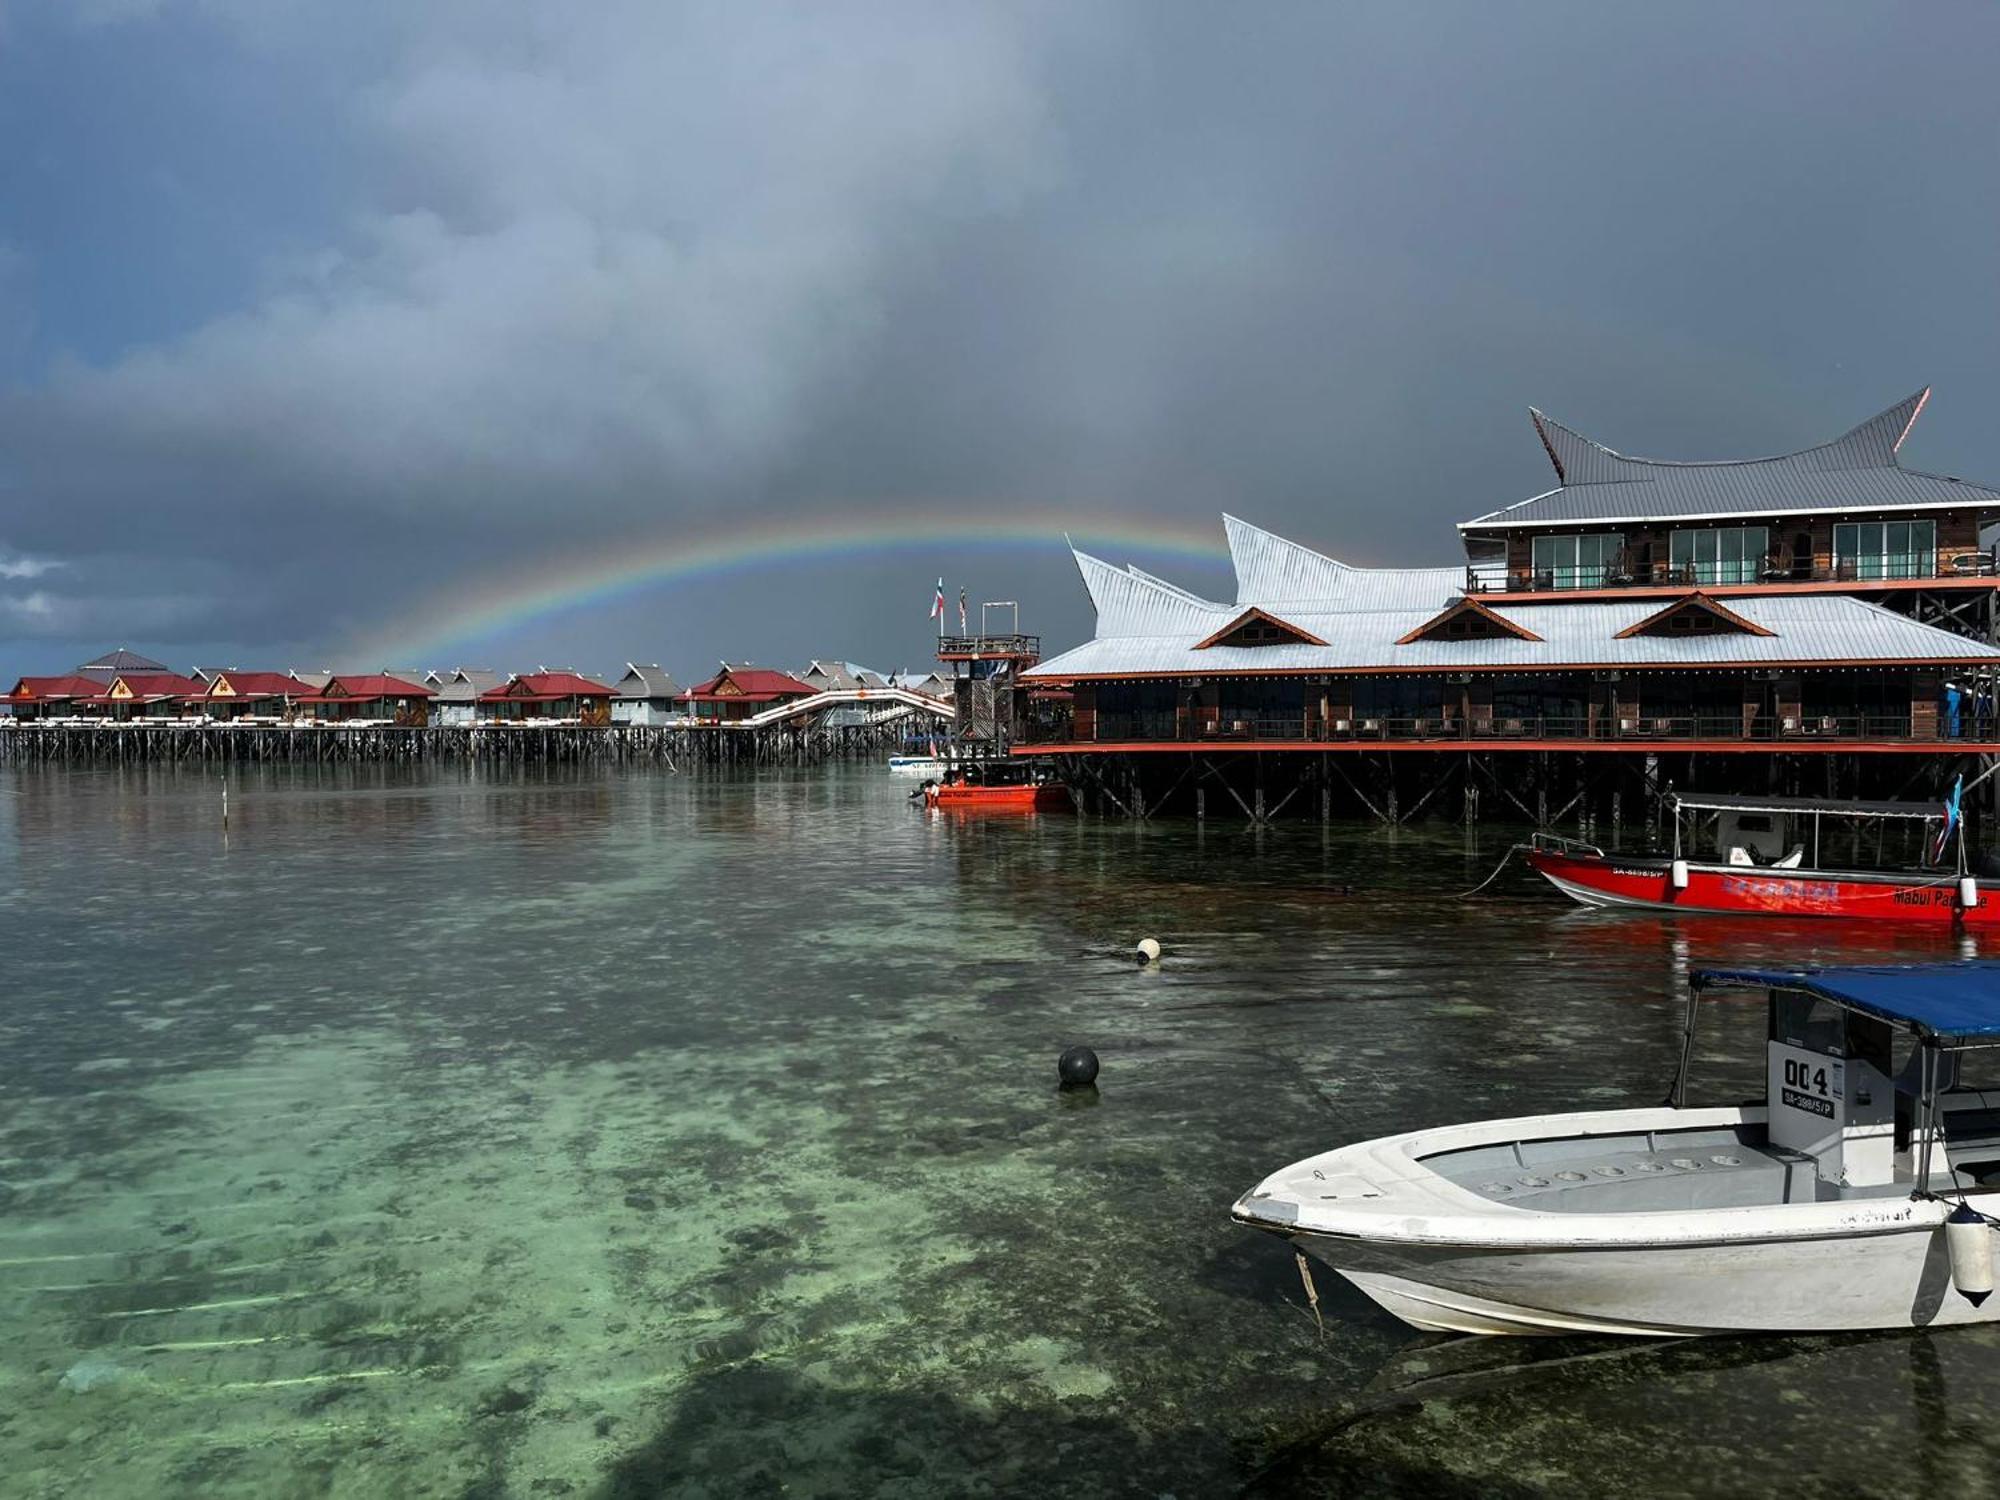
left=1044, top=711, right=2000, bottom=745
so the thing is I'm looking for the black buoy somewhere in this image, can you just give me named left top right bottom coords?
left=1057, top=1045, right=1100, bottom=1088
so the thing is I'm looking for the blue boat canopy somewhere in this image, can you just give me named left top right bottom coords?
left=1695, top=963, right=2000, bottom=1039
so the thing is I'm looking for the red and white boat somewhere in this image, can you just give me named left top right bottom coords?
left=1527, top=792, right=1996, bottom=927
left=920, top=762, right=1071, bottom=812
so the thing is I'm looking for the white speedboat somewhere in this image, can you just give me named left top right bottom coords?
left=1234, top=962, right=2000, bottom=1336
left=887, top=754, right=949, bottom=777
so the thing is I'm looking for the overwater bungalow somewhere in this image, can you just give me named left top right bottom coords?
left=299, top=673, right=436, bottom=724
left=610, top=664, right=683, bottom=725
left=479, top=670, right=616, bottom=723
left=681, top=663, right=819, bottom=723
left=798, top=660, right=872, bottom=692
left=431, top=669, right=504, bottom=726
left=3, top=674, right=107, bottom=720
left=1020, top=391, right=2000, bottom=816
left=92, top=671, right=208, bottom=721
left=199, top=671, right=311, bottom=720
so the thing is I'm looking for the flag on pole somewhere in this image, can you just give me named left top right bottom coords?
left=958, top=588, right=968, bottom=633
left=930, top=578, right=946, bottom=635
left=1932, top=775, right=1965, bottom=864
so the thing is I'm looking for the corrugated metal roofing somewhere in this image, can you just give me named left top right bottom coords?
left=75, top=648, right=169, bottom=677
left=614, top=663, right=680, bottom=700
left=484, top=671, right=613, bottom=700
left=1464, top=389, right=2000, bottom=529
left=1222, top=514, right=1462, bottom=612
left=1027, top=591, right=2000, bottom=679
left=208, top=672, right=306, bottom=697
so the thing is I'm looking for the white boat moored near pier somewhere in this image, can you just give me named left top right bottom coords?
left=1234, top=962, right=2000, bottom=1336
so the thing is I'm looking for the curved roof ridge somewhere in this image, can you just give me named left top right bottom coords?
left=1124, top=564, right=1227, bottom=609
left=1530, top=389, right=1930, bottom=485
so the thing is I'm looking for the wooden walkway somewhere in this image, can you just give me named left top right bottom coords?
left=0, top=720, right=916, bottom=766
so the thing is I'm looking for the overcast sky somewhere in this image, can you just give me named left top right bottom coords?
left=4, top=1, right=2000, bottom=679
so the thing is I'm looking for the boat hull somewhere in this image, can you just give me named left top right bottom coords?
left=1528, top=849, right=2000, bottom=926
left=924, top=784, right=1071, bottom=811
left=1235, top=1104, right=2000, bottom=1338
left=1306, top=1222, right=1988, bottom=1337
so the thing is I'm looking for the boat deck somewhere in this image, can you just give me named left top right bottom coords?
left=1422, top=1097, right=2000, bottom=1214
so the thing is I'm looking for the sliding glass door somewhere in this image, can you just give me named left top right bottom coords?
left=1834, top=519, right=1935, bottom=580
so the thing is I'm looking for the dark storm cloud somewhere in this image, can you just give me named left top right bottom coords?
left=3, top=1, right=1999, bottom=673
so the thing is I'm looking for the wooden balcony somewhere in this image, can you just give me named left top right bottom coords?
left=1031, top=708, right=2000, bottom=753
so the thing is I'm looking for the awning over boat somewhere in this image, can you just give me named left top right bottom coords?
left=1668, top=793, right=1943, bottom=821
left=1694, top=963, right=2000, bottom=1039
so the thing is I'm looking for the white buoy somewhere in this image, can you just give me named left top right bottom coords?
left=1947, top=1202, right=1993, bottom=1305
left=1961, top=876, right=1981, bottom=910
left=1670, top=859, right=1689, bottom=891
left=1135, top=936, right=1162, bottom=965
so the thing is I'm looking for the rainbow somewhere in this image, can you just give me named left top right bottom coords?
left=348, top=506, right=1232, bottom=660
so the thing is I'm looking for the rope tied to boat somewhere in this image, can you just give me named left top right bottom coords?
left=1451, top=842, right=1535, bottom=900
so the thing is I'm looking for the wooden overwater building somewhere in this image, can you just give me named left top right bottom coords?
left=1019, top=390, right=2000, bottom=824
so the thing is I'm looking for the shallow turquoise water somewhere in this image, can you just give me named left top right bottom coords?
left=3, top=762, right=1999, bottom=1498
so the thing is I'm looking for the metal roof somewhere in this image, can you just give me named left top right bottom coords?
left=613, top=663, right=680, bottom=699
left=1026, top=590, right=2000, bottom=678
left=1463, top=389, right=2000, bottom=530
left=76, top=647, right=169, bottom=674
left=433, top=668, right=504, bottom=702
left=1693, top=963, right=2000, bottom=1041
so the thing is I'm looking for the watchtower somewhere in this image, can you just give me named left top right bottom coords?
left=937, top=601, right=1041, bottom=754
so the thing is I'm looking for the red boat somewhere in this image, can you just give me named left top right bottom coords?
left=1527, top=792, right=1997, bottom=926
left=921, top=763, right=1072, bottom=812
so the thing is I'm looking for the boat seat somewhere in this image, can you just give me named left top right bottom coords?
left=1727, top=846, right=1755, bottom=866
left=1773, top=847, right=1805, bottom=868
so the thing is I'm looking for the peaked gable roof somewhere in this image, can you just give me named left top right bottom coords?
left=106, top=672, right=204, bottom=699
left=483, top=671, right=614, bottom=700
left=318, top=674, right=435, bottom=698
left=1193, top=607, right=1329, bottom=650
left=1614, top=592, right=1776, bottom=639
left=1396, top=597, right=1545, bottom=645
left=1467, top=389, right=2000, bottom=530
left=614, top=663, right=681, bottom=698
left=208, top=671, right=306, bottom=697
left=434, top=668, right=504, bottom=701
left=684, top=664, right=818, bottom=700
left=6, top=673, right=102, bottom=700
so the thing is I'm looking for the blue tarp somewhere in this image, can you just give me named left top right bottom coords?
left=1694, top=962, right=2000, bottom=1038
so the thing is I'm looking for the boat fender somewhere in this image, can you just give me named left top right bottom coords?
left=1135, top=936, right=1162, bottom=966
left=1960, top=876, right=1981, bottom=910
left=1947, top=1202, right=1994, bottom=1305
left=1670, top=859, right=1690, bottom=891
left=1058, top=1045, right=1100, bottom=1088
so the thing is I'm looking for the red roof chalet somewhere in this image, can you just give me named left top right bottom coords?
left=681, top=664, right=820, bottom=722
left=296, top=674, right=438, bottom=723
left=205, top=671, right=308, bottom=700
left=479, top=671, right=617, bottom=703
left=298, top=674, right=436, bottom=703
left=682, top=665, right=819, bottom=704
left=5, top=673, right=103, bottom=705
left=98, top=672, right=205, bottom=703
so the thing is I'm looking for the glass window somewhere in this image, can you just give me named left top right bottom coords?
left=1669, top=526, right=1768, bottom=584
left=1835, top=519, right=1935, bottom=580
left=1530, top=533, right=1624, bottom=589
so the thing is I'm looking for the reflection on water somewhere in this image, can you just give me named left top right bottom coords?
left=2, top=762, right=1997, bottom=1497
